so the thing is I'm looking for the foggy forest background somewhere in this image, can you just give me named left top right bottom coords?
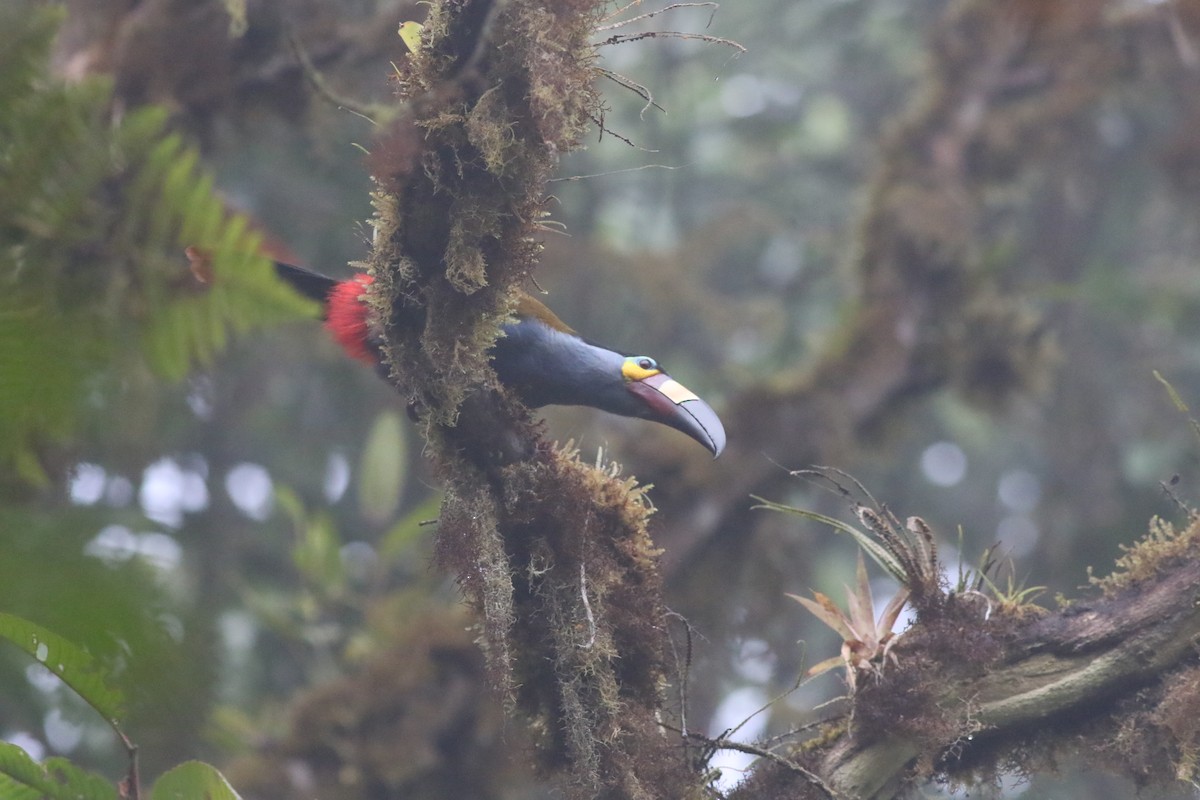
left=4, top=1, right=1200, bottom=798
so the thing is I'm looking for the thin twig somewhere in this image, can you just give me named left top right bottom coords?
left=114, top=725, right=140, bottom=800
left=578, top=563, right=596, bottom=649
left=706, top=737, right=843, bottom=800
left=549, top=162, right=687, bottom=182
left=286, top=29, right=383, bottom=124
left=724, top=670, right=804, bottom=743
left=664, top=609, right=695, bottom=738
left=790, top=467, right=854, bottom=500
left=596, top=30, right=746, bottom=54
left=1159, top=476, right=1194, bottom=518
left=757, top=715, right=842, bottom=749
left=601, top=0, right=647, bottom=25
left=662, top=726, right=844, bottom=800
left=587, top=112, right=654, bottom=149
left=597, top=67, right=665, bottom=118
left=596, top=2, right=720, bottom=32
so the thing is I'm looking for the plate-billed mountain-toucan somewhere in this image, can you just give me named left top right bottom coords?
left=273, top=261, right=726, bottom=457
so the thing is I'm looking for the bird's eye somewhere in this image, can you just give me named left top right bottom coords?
left=622, top=355, right=662, bottom=382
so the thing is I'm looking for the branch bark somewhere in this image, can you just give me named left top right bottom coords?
left=735, top=522, right=1200, bottom=799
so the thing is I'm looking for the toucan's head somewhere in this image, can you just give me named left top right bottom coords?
left=491, top=315, right=726, bottom=457
left=268, top=260, right=727, bottom=457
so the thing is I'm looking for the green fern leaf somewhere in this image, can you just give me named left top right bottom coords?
left=0, top=3, right=318, bottom=473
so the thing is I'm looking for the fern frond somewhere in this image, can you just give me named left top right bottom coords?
left=0, top=3, right=316, bottom=474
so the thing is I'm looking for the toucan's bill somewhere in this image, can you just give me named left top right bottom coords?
left=628, top=372, right=726, bottom=457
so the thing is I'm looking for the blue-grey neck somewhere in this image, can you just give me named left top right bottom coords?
left=491, top=317, right=637, bottom=416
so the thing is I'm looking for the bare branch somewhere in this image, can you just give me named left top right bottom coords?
left=596, top=29, right=746, bottom=54
left=596, top=2, right=720, bottom=33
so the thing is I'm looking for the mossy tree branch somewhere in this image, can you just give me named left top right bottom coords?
left=733, top=515, right=1200, bottom=798
left=361, top=1, right=699, bottom=796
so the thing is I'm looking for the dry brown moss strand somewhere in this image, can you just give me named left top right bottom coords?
left=499, top=451, right=678, bottom=788
left=435, top=477, right=516, bottom=687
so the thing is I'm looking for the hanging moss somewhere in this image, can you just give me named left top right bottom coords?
left=357, top=1, right=700, bottom=796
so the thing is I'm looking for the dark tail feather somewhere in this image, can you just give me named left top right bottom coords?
left=274, top=261, right=338, bottom=306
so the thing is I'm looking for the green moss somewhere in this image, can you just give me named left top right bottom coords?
left=360, top=1, right=696, bottom=794
left=1090, top=515, right=1200, bottom=596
